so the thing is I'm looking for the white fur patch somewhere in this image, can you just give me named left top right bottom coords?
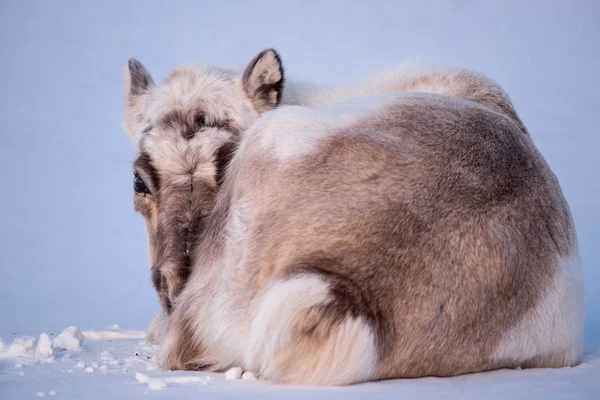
left=247, top=94, right=399, bottom=160
left=244, top=275, right=378, bottom=385
left=493, top=252, right=585, bottom=364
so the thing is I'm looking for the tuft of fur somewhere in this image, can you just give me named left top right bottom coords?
left=244, top=275, right=377, bottom=385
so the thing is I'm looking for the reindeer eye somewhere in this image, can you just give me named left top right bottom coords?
left=134, top=173, right=150, bottom=194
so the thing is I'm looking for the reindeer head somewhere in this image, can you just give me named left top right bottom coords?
left=122, top=49, right=285, bottom=312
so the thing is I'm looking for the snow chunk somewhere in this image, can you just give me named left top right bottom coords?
left=135, top=372, right=150, bottom=383
left=49, top=391, right=56, bottom=396
left=15, top=363, right=24, bottom=369
left=36, top=392, right=45, bottom=397
left=0, top=337, right=5, bottom=352
left=225, top=366, right=243, bottom=380
left=76, top=361, right=85, bottom=368
left=8, top=336, right=36, bottom=356
left=242, top=371, right=257, bottom=380
left=107, top=324, right=120, bottom=329
left=8, top=344, right=29, bottom=356
left=36, top=333, right=53, bottom=357
left=148, top=379, right=167, bottom=391
left=100, top=350, right=116, bottom=362
left=85, top=366, right=94, bottom=373
left=53, top=326, right=85, bottom=351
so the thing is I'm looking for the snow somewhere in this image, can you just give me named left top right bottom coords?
left=242, top=371, right=257, bottom=381
left=148, top=378, right=168, bottom=391
left=36, top=334, right=54, bottom=357
left=7, top=343, right=31, bottom=358
left=0, top=0, right=599, bottom=399
left=135, top=372, right=150, bottom=383
left=225, top=367, right=243, bottom=380
left=53, top=327, right=85, bottom=351
left=0, top=329, right=599, bottom=399
left=8, top=337, right=36, bottom=355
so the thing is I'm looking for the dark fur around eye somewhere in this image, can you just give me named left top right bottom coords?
left=194, top=115, right=205, bottom=129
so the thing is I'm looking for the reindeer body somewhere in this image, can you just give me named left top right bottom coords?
left=123, top=50, right=584, bottom=385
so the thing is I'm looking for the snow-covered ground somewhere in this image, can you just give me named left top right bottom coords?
left=0, top=0, right=599, bottom=398
left=1, top=326, right=599, bottom=399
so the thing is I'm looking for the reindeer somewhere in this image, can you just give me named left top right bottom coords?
left=122, top=49, right=585, bottom=385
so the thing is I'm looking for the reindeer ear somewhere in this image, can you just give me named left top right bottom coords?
left=242, top=48, right=284, bottom=113
left=125, top=58, right=154, bottom=98
left=123, top=59, right=154, bottom=147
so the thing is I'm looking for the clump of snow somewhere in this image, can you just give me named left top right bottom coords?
left=135, top=372, right=150, bottom=383
left=8, top=336, right=36, bottom=356
left=148, top=379, right=167, bottom=391
left=53, top=326, right=85, bottom=351
left=107, top=324, right=120, bottom=329
left=76, top=361, right=85, bottom=368
left=0, top=335, right=54, bottom=367
left=85, top=366, right=94, bottom=373
left=242, top=371, right=257, bottom=380
left=0, top=337, right=5, bottom=352
left=8, top=343, right=29, bottom=356
left=36, top=392, right=45, bottom=397
left=49, top=391, right=56, bottom=396
left=100, top=350, right=116, bottom=362
left=36, top=333, right=54, bottom=357
left=225, top=366, right=243, bottom=380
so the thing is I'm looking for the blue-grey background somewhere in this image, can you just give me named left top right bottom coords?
left=0, top=1, right=598, bottom=344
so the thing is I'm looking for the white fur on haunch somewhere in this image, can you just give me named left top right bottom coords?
left=493, top=252, right=585, bottom=365
left=244, top=276, right=378, bottom=385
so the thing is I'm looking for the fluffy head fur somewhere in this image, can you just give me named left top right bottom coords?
left=123, top=49, right=285, bottom=310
